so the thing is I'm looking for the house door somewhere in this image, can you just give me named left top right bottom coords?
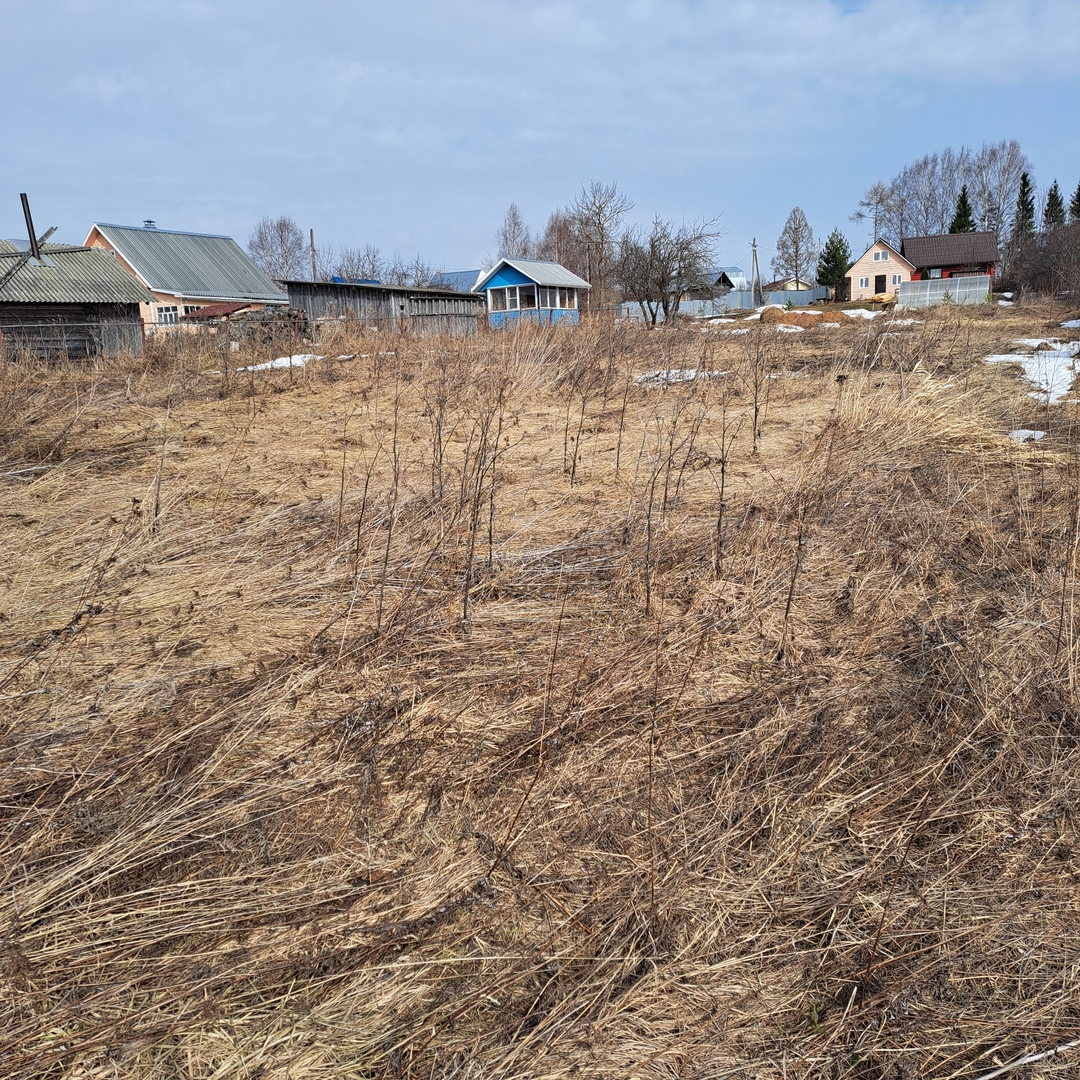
left=874, top=274, right=886, bottom=294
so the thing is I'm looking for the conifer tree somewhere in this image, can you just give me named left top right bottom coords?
left=1012, top=172, right=1036, bottom=244
left=1043, top=181, right=1066, bottom=233
left=816, top=228, right=852, bottom=297
left=1071, top=180, right=1080, bottom=224
left=948, top=185, right=976, bottom=233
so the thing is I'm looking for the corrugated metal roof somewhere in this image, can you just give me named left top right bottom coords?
left=475, top=259, right=592, bottom=291
left=90, top=223, right=288, bottom=303
left=900, top=232, right=998, bottom=268
left=0, top=244, right=155, bottom=305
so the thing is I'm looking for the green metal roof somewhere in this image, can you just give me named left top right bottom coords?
left=0, top=244, right=155, bottom=305
left=90, top=222, right=288, bottom=304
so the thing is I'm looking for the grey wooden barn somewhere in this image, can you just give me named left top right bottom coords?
left=281, top=279, right=484, bottom=336
left=0, top=240, right=154, bottom=358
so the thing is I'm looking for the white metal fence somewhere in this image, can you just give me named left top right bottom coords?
left=897, top=276, right=992, bottom=309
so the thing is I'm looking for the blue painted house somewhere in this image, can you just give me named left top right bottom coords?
left=474, top=259, right=591, bottom=326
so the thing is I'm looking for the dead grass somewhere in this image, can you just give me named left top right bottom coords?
left=2, top=303, right=1080, bottom=1078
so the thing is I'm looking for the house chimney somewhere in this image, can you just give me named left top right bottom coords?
left=143, top=220, right=156, bottom=229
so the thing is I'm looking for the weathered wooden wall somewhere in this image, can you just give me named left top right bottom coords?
left=284, top=281, right=483, bottom=337
left=0, top=304, right=145, bottom=358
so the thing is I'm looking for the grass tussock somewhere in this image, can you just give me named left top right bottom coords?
left=2, top=303, right=1080, bottom=1079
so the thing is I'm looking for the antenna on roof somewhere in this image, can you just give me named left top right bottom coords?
left=143, top=220, right=156, bottom=229
left=21, top=194, right=41, bottom=262
left=1, top=196, right=58, bottom=291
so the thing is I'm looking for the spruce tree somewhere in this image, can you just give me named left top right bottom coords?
left=949, top=185, right=976, bottom=233
left=1013, top=172, right=1036, bottom=244
left=1043, top=180, right=1066, bottom=233
left=1069, top=180, right=1080, bottom=224
left=816, top=228, right=852, bottom=296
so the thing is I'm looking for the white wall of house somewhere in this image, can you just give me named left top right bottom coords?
left=846, top=241, right=915, bottom=302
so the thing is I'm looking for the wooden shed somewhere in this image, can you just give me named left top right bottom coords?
left=0, top=240, right=154, bottom=358
left=281, top=280, right=484, bottom=336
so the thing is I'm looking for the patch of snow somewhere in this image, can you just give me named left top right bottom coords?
left=774, top=324, right=804, bottom=333
left=1001, top=292, right=1013, bottom=299
left=888, top=318, right=921, bottom=325
left=1008, top=429, right=1047, bottom=442
left=636, top=369, right=727, bottom=388
left=842, top=309, right=881, bottom=320
left=820, top=322, right=841, bottom=328
left=236, top=353, right=322, bottom=372
left=718, top=327, right=751, bottom=335
left=998, top=300, right=1014, bottom=307
left=986, top=345, right=1080, bottom=404
left=1062, top=320, right=1080, bottom=329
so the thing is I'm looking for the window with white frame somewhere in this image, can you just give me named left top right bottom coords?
left=156, top=305, right=179, bottom=325
left=929, top=268, right=942, bottom=279
left=183, top=305, right=203, bottom=315
left=518, top=285, right=537, bottom=309
left=891, top=274, right=903, bottom=286
left=858, top=276, right=870, bottom=289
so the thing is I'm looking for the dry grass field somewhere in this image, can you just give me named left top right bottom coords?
left=2, top=303, right=1080, bottom=1079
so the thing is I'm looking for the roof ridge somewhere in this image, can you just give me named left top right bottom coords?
left=95, top=222, right=234, bottom=240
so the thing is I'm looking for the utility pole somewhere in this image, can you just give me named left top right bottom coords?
left=749, top=238, right=762, bottom=308
left=309, top=228, right=317, bottom=282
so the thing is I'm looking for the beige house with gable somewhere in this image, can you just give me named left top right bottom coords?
left=845, top=239, right=915, bottom=302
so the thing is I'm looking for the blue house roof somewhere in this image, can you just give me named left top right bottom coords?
left=475, top=259, right=591, bottom=293
left=430, top=270, right=481, bottom=293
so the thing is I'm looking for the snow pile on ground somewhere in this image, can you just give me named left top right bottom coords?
left=998, top=300, right=1014, bottom=307
left=774, top=324, right=804, bottom=333
left=842, top=309, right=881, bottom=320
left=986, top=340, right=1080, bottom=404
left=236, top=354, right=322, bottom=373
left=1008, top=429, right=1047, bottom=442
left=1062, top=320, right=1080, bottom=329
left=717, top=327, right=751, bottom=335
left=636, top=369, right=727, bottom=388
left=889, top=318, right=921, bottom=325
left=820, top=322, right=841, bottom=328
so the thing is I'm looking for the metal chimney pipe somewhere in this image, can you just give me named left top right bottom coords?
left=20, top=194, right=41, bottom=262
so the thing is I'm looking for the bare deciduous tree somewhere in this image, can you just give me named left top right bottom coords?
left=772, top=207, right=817, bottom=288
left=570, top=181, right=633, bottom=309
left=247, top=215, right=306, bottom=280
left=616, top=217, right=719, bottom=327
left=495, top=203, right=533, bottom=260
left=534, top=210, right=588, bottom=280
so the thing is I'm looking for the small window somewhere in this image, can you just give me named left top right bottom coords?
left=183, top=305, right=202, bottom=315
left=156, top=305, right=179, bottom=325
left=881, top=250, right=888, bottom=260
left=538, top=286, right=554, bottom=308
left=859, top=277, right=870, bottom=289
left=490, top=287, right=507, bottom=311
left=558, top=287, right=568, bottom=308
left=873, top=251, right=880, bottom=262
left=891, top=274, right=902, bottom=286
left=507, top=287, right=519, bottom=310
left=518, top=285, right=537, bottom=309
left=929, top=268, right=942, bottom=279
left=565, top=288, right=576, bottom=309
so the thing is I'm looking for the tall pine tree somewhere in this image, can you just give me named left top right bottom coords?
left=1069, top=180, right=1080, bottom=224
left=949, top=185, right=976, bottom=233
left=1043, top=180, right=1066, bottom=233
left=1013, top=172, right=1036, bottom=244
left=816, top=228, right=852, bottom=298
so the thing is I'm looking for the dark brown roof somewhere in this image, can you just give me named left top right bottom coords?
left=900, top=232, right=998, bottom=268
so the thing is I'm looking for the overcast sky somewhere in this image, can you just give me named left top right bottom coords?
left=1, top=0, right=1077, bottom=272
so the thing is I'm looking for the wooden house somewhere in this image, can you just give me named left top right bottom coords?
left=84, top=221, right=288, bottom=330
left=845, top=240, right=915, bottom=302
left=900, top=232, right=997, bottom=281
left=475, top=259, right=590, bottom=326
left=0, top=239, right=153, bottom=358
